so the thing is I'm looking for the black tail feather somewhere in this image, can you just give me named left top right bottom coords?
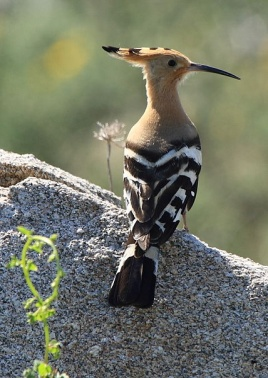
left=132, top=256, right=157, bottom=308
left=108, top=244, right=159, bottom=308
left=108, top=254, right=143, bottom=305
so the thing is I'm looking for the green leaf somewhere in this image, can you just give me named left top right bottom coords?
left=47, top=252, right=56, bottom=263
left=17, top=226, right=33, bottom=236
left=27, top=311, right=39, bottom=324
left=30, top=241, right=45, bottom=254
left=50, top=234, right=58, bottom=243
left=27, top=259, right=38, bottom=272
left=36, top=361, right=53, bottom=376
left=24, top=297, right=36, bottom=310
left=6, top=255, right=21, bottom=269
left=48, top=340, right=61, bottom=359
left=28, top=307, right=56, bottom=323
left=22, top=367, right=36, bottom=378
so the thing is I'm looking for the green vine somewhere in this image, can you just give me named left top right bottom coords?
left=7, top=226, right=68, bottom=378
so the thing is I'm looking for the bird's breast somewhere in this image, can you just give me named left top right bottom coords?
left=126, top=116, right=199, bottom=156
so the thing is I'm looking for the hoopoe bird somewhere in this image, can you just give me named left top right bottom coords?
left=102, top=46, right=240, bottom=308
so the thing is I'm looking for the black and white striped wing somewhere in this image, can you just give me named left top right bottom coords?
left=124, top=142, right=202, bottom=247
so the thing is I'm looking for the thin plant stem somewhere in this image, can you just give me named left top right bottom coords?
left=21, top=236, right=51, bottom=363
left=21, top=237, right=42, bottom=303
left=106, top=140, right=113, bottom=192
left=44, top=320, right=50, bottom=364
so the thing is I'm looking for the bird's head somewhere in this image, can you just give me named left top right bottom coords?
left=102, top=46, right=240, bottom=84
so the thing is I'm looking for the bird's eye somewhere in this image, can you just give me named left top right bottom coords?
left=168, top=59, right=177, bottom=67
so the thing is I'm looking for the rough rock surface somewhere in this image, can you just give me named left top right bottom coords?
left=0, top=149, right=267, bottom=378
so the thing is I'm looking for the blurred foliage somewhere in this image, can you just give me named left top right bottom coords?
left=0, top=0, right=268, bottom=264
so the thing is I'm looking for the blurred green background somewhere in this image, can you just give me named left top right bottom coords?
left=1, top=0, right=268, bottom=264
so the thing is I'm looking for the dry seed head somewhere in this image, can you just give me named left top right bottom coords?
left=94, top=120, right=126, bottom=147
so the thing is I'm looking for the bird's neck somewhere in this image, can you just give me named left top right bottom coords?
left=126, top=75, right=196, bottom=151
left=144, top=77, right=190, bottom=125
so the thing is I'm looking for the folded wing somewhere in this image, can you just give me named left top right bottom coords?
left=124, top=142, right=202, bottom=248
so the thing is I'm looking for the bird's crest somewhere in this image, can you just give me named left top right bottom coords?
left=102, top=46, right=188, bottom=65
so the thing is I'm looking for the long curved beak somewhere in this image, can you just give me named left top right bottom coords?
left=189, top=62, right=240, bottom=80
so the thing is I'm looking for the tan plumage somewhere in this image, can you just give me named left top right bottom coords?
left=102, top=45, right=240, bottom=307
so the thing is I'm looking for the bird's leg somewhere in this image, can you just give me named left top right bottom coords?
left=182, top=211, right=189, bottom=232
